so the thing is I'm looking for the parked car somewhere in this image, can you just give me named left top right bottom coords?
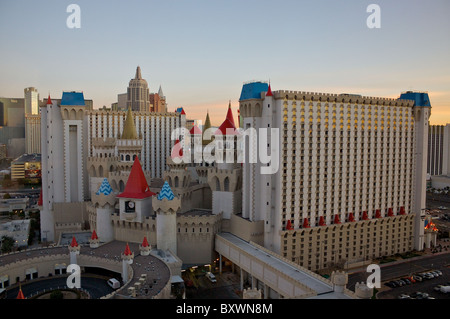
left=385, top=281, right=397, bottom=288
left=398, top=294, right=410, bottom=299
left=413, top=275, right=423, bottom=282
left=440, top=286, right=450, bottom=294
left=434, top=285, right=443, bottom=292
left=205, top=272, right=217, bottom=283
left=107, top=278, right=121, bottom=289
left=402, top=278, right=411, bottom=285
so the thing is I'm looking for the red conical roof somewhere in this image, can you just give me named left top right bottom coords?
left=334, top=214, right=341, bottom=224
left=362, top=211, right=369, bottom=220
left=319, top=216, right=326, bottom=226
left=226, top=102, right=236, bottom=128
left=124, top=243, right=132, bottom=256
left=142, top=236, right=149, bottom=247
left=285, top=220, right=293, bottom=230
left=117, top=157, right=155, bottom=199
left=388, top=207, right=394, bottom=217
left=91, top=230, right=98, bottom=240
left=375, top=209, right=382, bottom=218
left=70, top=236, right=78, bottom=247
left=266, top=83, right=273, bottom=97
left=215, top=118, right=237, bottom=135
left=47, top=94, right=52, bottom=105
left=303, top=218, right=310, bottom=229
left=348, top=212, right=355, bottom=222
left=399, top=206, right=406, bottom=215
left=16, top=287, right=25, bottom=299
left=181, top=108, right=186, bottom=115
left=189, top=125, right=202, bottom=135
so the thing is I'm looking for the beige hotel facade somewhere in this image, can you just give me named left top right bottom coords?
left=239, top=83, right=430, bottom=271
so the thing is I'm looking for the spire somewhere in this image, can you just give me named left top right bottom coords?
left=158, top=85, right=165, bottom=99
left=202, top=111, right=212, bottom=146
left=117, top=157, right=155, bottom=199
left=142, top=236, right=150, bottom=248
left=96, top=178, right=113, bottom=196
left=226, top=101, right=236, bottom=128
left=216, top=103, right=237, bottom=135
left=70, top=236, right=78, bottom=247
left=123, top=242, right=132, bottom=256
left=157, top=181, right=175, bottom=200
left=91, top=229, right=98, bottom=240
left=47, top=94, right=52, bottom=105
left=16, top=285, right=25, bottom=299
left=121, top=107, right=138, bottom=139
left=266, top=82, right=273, bottom=97
left=135, top=66, right=142, bottom=79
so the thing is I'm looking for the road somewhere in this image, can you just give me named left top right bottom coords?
left=5, top=274, right=114, bottom=299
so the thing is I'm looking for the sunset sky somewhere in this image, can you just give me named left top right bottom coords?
left=0, top=0, right=449, bottom=126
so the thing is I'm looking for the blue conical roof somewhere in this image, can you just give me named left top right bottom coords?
left=157, top=181, right=175, bottom=201
left=96, top=178, right=113, bottom=196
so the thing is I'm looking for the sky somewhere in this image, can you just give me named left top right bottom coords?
left=0, top=0, right=449, bottom=126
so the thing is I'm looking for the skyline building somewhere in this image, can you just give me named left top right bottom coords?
left=127, top=66, right=150, bottom=112
left=239, top=82, right=430, bottom=270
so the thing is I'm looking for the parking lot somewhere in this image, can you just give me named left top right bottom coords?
left=377, top=265, right=450, bottom=299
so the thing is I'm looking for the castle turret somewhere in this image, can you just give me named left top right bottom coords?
left=89, top=229, right=100, bottom=248
left=68, top=236, right=80, bottom=265
left=117, top=157, right=155, bottom=223
left=153, top=181, right=180, bottom=254
left=121, top=243, right=134, bottom=282
left=139, top=236, right=151, bottom=256
left=92, top=177, right=116, bottom=242
left=117, top=107, right=143, bottom=171
left=208, top=104, right=242, bottom=219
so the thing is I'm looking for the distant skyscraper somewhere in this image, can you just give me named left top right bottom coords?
left=428, top=124, right=450, bottom=176
left=127, top=66, right=150, bottom=112
left=24, top=87, right=39, bottom=115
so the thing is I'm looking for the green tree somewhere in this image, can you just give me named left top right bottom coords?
left=3, top=193, right=11, bottom=199
left=50, top=290, right=63, bottom=299
left=1, top=236, right=15, bottom=253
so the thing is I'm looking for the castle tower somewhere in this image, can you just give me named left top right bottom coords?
left=398, top=92, right=431, bottom=251
left=117, top=157, right=155, bottom=223
left=153, top=181, right=180, bottom=254
left=121, top=243, right=134, bottom=282
left=208, top=104, right=242, bottom=219
left=139, top=236, right=151, bottom=256
left=117, top=107, right=143, bottom=171
left=68, top=236, right=80, bottom=265
left=40, top=91, right=88, bottom=242
left=330, top=271, right=348, bottom=294
left=89, top=229, right=100, bottom=248
left=87, top=137, right=119, bottom=194
left=91, top=177, right=116, bottom=243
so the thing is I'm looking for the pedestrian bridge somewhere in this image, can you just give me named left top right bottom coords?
left=215, top=232, right=356, bottom=299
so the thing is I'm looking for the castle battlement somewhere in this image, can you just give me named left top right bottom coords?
left=273, top=90, right=415, bottom=107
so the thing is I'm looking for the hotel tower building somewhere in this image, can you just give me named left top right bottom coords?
left=239, top=82, right=430, bottom=271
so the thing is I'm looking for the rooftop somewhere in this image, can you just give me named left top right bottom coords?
left=60, top=91, right=85, bottom=106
